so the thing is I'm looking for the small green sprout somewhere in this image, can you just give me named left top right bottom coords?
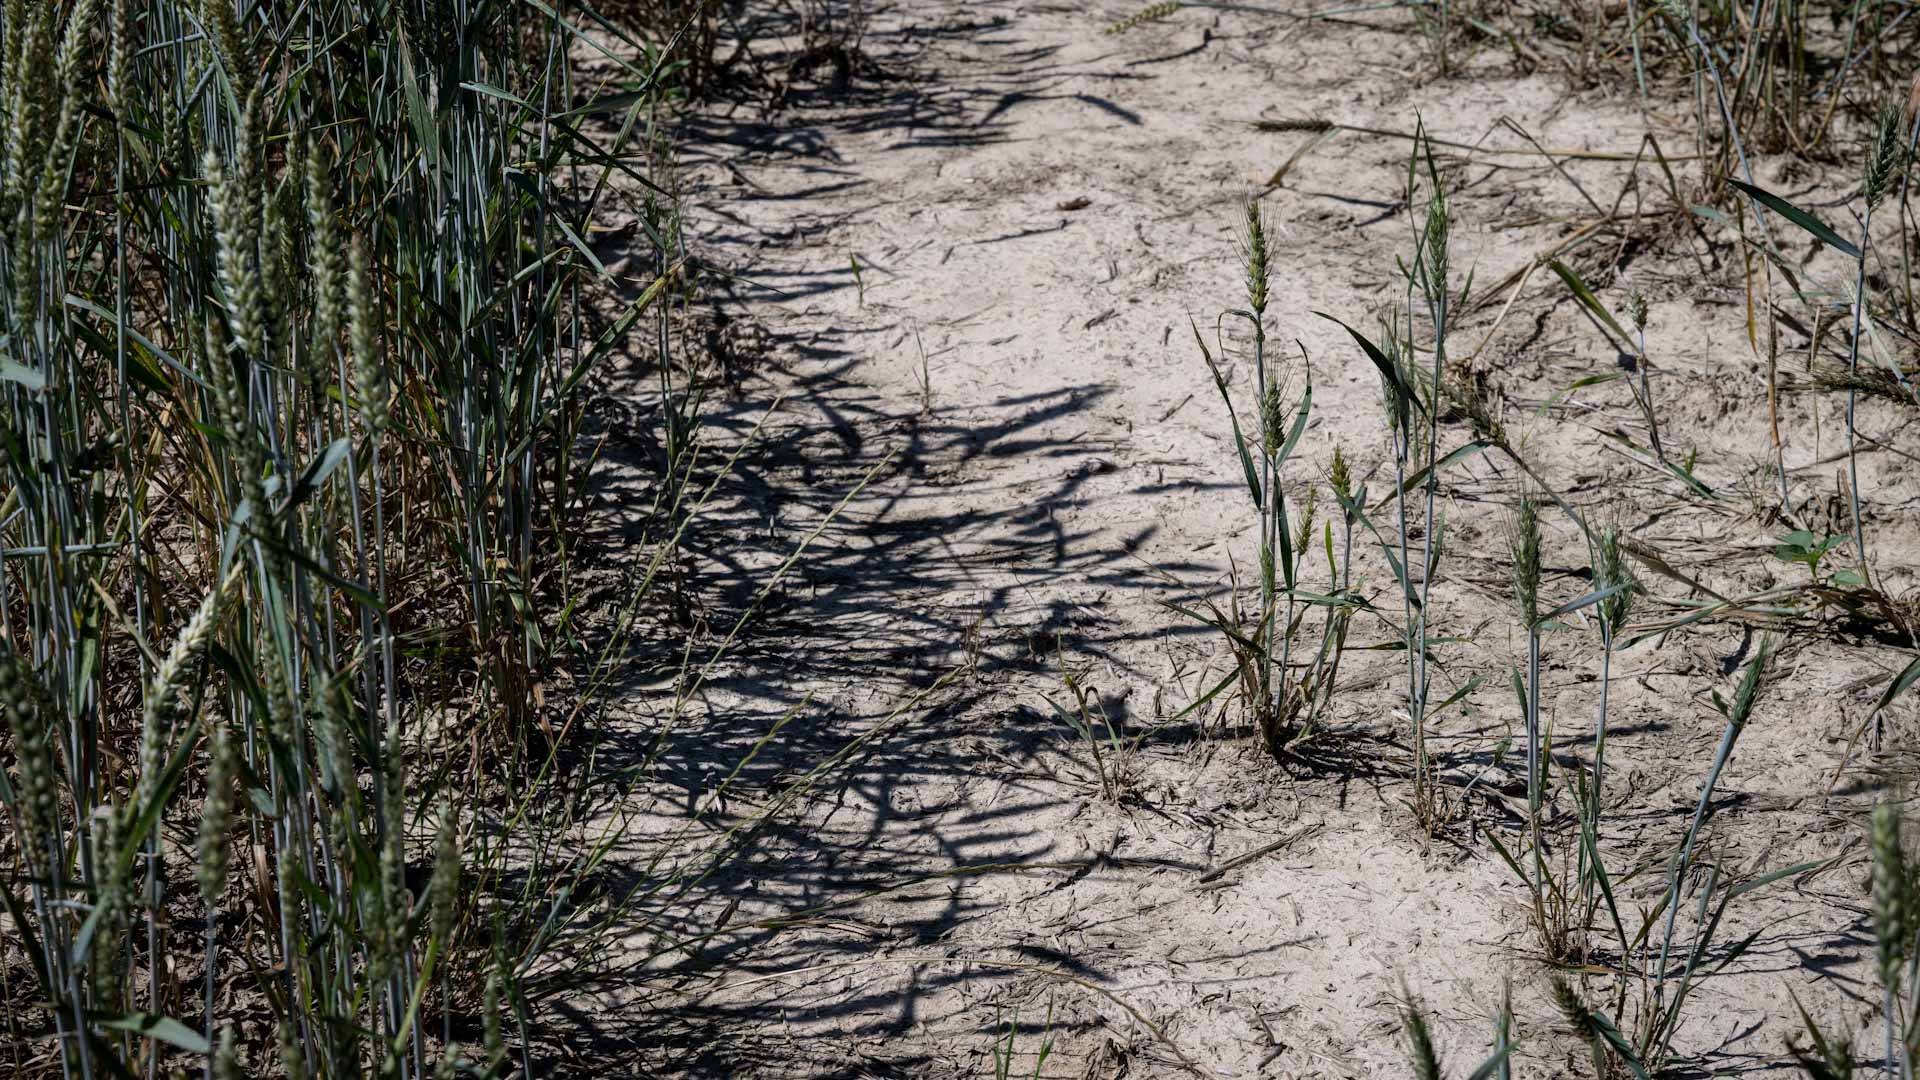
left=1773, top=530, right=1861, bottom=585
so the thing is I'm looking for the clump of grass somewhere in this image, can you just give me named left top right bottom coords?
left=1046, top=637, right=1137, bottom=801
left=1482, top=581, right=1806, bottom=1073
left=1318, top=128, right=1466, bottom=833
left=1625, top=637, right=1812, bottom=1073
left=1182, top=201, right=1349, bottom=758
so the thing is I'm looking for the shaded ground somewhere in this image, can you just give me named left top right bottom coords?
left=563, top=3, right=1919, bottom=1076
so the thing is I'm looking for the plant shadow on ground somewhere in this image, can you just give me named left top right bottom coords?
left=518, top=7, right=1251, bottom=1072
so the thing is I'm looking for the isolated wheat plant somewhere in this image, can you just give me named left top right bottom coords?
left=1840, top=102, right=1909, bottom=586
left=1579, top=524, right=1637, bottom=917
left=1507, top=493, right=1555, bottom=936
left=1187, top=200, right=1334, bottom=757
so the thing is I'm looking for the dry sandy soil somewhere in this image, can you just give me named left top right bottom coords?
left=576, top=2, right=1920, bottom=1076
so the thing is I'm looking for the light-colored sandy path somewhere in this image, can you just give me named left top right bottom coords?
left=599, top=2, right=1916, bottom=1075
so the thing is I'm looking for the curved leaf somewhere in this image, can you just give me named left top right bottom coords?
left=98, top=1013, right=210, bottom=1055
left=1873, top=655, right=1920, bottom=717
left=1728, top=180, right=1861, bottom=259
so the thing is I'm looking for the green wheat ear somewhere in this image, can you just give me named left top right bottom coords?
left=1243, top=199, right=1271, bottom=316
left=1107, top=1, right=1181, bottom=34
left=1596, top=525, right=1638, bottom=636
left=1865, top=102, right=1908, bottom=210
left=1400, top=989, right=1443, bottom=1080
left=88, top=801, right=128, bottom=1003
left=1872, top=800, right=1910, bottom=985
left=1551, top=974, right=1613, bottom=1079
left=1507, top=494, right=1542, bottom=627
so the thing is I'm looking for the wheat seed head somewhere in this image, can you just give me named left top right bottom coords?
left=1866, top=102, right=1907, bottom=210
left=1872, top=800, right=1910, bottom=984
left=1243, top=199, right=1270, bottom=317
left=1597, top=525, right=1637, bottom=636
left=1508, top=494, right=1542, bottom=626
left=1106, top=1, right=1181, bottom=34
left=1399, top=984, right=1443, bottom=1080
